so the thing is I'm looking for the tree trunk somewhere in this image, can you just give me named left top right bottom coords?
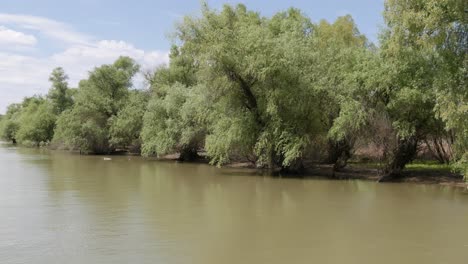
left=178, top=146, right=199, bottom=162
left=268, top=151, right=305, bottom=175
left=279, top=158, right=305, bottom=175
left=433, top=137, right=451, bottom=164
left=379, top=137, right=419, bottom=182
left=326, top=139, right=352, bottom=173
left=128, top=144, right=142, bottom=154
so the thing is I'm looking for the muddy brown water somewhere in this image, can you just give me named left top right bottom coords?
left=0, top=143, right=467, bottom=264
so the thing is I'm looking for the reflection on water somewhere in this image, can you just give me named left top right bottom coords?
left=0, top=144, right=467, bottom=264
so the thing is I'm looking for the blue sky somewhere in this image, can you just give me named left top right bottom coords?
left=0, top=0, right=384, bottom=113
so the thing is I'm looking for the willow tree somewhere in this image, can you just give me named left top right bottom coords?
left=141, top=45, right=206, bottom=161
left=310, top=15, right=371, bottom=170
left=174, top=4, right=323, bottom=171
left=141, top=83, right=207, bottom=161
left=382, top=0, right=466, bottom=177
left=0, top=103, right=21, bottom=144
left=15, top=97, right=56, bottom=146
left=47, top=67, right=74, bottom=114
left=109, top=89, right=149, bottom=153
left=0, top=95, right=56, bottom=146
left=53, top=57, right=139, bottom=153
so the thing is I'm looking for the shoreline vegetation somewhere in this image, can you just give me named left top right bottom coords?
left=0, top=1, right=466, bottom=185
left=2, top=141, right=466, bottom=189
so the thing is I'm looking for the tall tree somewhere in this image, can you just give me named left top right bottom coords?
left=175, top=4, right=324, bottom=171
left=53, top=57, right=139, bottom=153
left=0, top=96, right=56, bottom=146
left=311, top=15, right=371, bottom=171
left=47, top=67, right=74, bottom=114
left=0, top=104, right=21, bottom=144
left=141, top=45, right=205, bottom=161
left=377, top=0, right=467, bottom=180
left=15, top=97, right=56, bottom=146
left=109, top=89, right=149, bottom=153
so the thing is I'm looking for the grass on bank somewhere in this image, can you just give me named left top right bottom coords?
left=348, top=160, right=453, bottom=172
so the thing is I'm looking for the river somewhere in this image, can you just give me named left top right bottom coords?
left=0, top=143, right=467, bottom=263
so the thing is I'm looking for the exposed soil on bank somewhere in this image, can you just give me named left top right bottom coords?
left=145, top=153, right=466, bottom=189
left=226, top=161, right=467, bottom=189
left=323, top=165, right=466, bottom=188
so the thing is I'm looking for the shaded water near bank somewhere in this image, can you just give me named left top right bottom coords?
left=0, top=143, right=467, bottom=264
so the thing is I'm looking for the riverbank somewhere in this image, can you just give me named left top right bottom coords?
left=315, top=164, right=466, bottom=189
left=225, top=160, right=467, bottom=189
left=2, top=142, right=466, bottom=189
left=53, top=148, right=468, bottom=189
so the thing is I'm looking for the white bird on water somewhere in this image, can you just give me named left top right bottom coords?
left=103, top=157, right=112, bottom=161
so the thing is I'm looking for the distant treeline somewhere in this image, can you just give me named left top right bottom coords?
left=0, top=0, right=466, bottom=180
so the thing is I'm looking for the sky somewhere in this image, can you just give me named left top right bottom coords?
left=0, top=0, right=384, bottom=114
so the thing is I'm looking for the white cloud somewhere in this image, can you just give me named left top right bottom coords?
left=0, top=26, right=37, bottom=46
left=0, top=52, right=49, bottom=86
left=51, top=40, right=169, bottom=86
left=0, top=14, right=169, bottom=113
left=0, top=52, right=51, bottom=114
left=0, top=13, right=91, bottom=45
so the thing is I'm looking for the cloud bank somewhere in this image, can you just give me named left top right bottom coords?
left=0, top=26, right=37, bottom=46
left=0, top=14, right=169, bottom=114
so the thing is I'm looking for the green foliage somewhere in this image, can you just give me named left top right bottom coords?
left=327, top=0, right=461, bottom=179
left=141, top=82, right=206, bottom=158
left=147, top=45, right=198, bottom=89
left=0, top=104, right=21, bottom=143
left=2, top=2, right=466, bottom=180
left=307, top=15, right=373, bottom=168
left=109, top=90, right=149, bottom=150
left=53, top=57, right=140, bottom=153
left=382, top=0, right=467, bottom=178
left=175, top=4, right=324, bottom=169
left=15, top=97, right=56, bottom=145
left=48, top=67, right=74, bottom=114
left=141, top=42, right=205, bottom=160
left=0, top=97, right=56, bottom=145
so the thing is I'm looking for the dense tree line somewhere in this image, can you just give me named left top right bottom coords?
left=0, top=0, right=466, bottom=180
